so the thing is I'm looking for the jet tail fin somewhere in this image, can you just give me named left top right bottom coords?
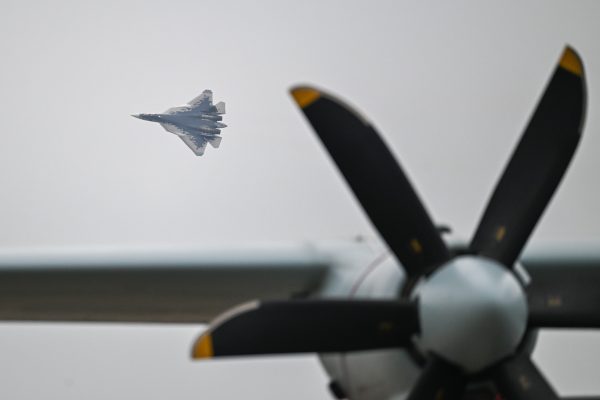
left=208, top=136, right=222, bottom=148
left=215, top=102, right=226, bottom=114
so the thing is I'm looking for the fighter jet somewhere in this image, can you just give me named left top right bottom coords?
left=132, top=89, right=226, bottom=156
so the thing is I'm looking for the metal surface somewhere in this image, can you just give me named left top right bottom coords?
left=416, top=256, right=527, bottom=372
left=0, top=246, right=329, bottom=323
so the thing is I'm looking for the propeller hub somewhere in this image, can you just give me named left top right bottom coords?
left=415, top=256, right=527, bottom=373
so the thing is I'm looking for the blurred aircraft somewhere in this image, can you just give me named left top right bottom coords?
left=1, top=47, right=598, bottom=400
left=133, top=89, right=226, bottom=156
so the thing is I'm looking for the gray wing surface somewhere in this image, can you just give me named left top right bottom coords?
left=188, top=90, right=213, bottom=109
left=164, top=90, right=215, bottom=115
left=160, top=123, right=187, bottom=136
left=163, top=106, right=192, bottom=115
left=180, top=135, right=208, bottom=156
left=521, top=244, right=600, bottom=274
left=0, top=245, right=330, bottom=323
left=4, top=241, right=596, bottom=325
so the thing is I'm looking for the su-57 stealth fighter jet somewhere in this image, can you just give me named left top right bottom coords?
left=133, top=89, right=226, bottom=156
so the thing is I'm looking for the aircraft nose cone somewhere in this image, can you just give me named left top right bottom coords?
left=415, top=255, right=527, bottom=373
left=132, top=113, right=162, bottom=122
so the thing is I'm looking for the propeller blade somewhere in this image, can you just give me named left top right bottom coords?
left=470, top=47, right=586, bottom=267
left=191, top=299, right=418, bottom=359
left=406, top=355, right=466, bottom=400
left=492, top=354, right=560, bottom=400
left=526, top=263, right=600, bottom=328
left=290, top=86, right=449, bottom=278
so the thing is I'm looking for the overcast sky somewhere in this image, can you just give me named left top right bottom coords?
left=0, top=1, right=599, bottom=399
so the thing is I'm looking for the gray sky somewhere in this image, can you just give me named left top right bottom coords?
left=0, top=1, right=599, bottom=399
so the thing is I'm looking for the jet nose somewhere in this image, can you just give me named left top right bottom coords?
left=132, top=113, right=162, bottom=122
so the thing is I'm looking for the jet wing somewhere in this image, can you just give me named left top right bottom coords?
left=180, top=134, right=208, bottom=156
left=160, top=124, right=218, bottom=156
left=160, top=122, right=187, bottom=136
left=163, top=106, right=192, bottom=115
left=0, top=245, right=331, bottom=323
left=163, top=90, right=216, bottom=115
left=187, top=90, right=213, bottom=109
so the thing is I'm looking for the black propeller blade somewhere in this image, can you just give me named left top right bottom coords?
left=290, top=87, right=450, bottom=278
left=406, top=355, right=467, bottom=400
left=526, top=263, right=600, bottom=328
left=470, top=47, right=586, bottom=267
left=492, top=354, right=560, bottom=400
left=192, top=299, right=418, bottom=358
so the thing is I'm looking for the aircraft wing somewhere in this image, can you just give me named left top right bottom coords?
left=0, top=241, right=597, bottom=325
left=179, top=134, right=208, bottom=156
left=0, top=245, right=332, bottom=323
left=163, top=90, right=216, bottom=115
left=163, top=106, right=192, bottom=115
left=187, top=90, right=213, bottom=111
left=160, top=122, right=187, bottom=136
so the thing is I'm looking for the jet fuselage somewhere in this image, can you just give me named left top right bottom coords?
left=134, top=113, right=226, bottom=136
left=133, top=89, right=227, bottom=156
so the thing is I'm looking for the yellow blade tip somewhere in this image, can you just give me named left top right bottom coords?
left=559, top=46, right=583, bottom=77
left=290, top=87, right=321, bottom=108
left=192, top=334, right=214, bottom=359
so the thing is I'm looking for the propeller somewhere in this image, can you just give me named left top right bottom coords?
left=191, top=46, right=588, bottom=400
left=192, top=299, right=418, bottom=358
left=492, top=354, right=560, bottom=400
left=470, top=47, right=586, bottom=267
left=287, top=87, right=450, bottom=279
